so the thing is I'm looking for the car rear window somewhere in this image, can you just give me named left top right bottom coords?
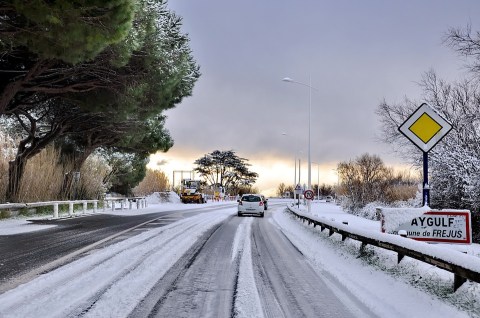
left=242, top=195, right=261, bottom=202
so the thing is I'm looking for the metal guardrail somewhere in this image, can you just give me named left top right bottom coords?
left=0, top=197, right=147, bottom=219
left=286, top=205, right=480, bottom=291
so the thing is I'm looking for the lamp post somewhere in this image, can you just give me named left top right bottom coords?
left=282, top=76, right=317, bottom=213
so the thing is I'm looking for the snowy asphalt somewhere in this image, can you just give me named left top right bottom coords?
left=0, top=200, right=476, bottom=317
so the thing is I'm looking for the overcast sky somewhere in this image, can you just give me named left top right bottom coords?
left=150, top=0, right=480, bottom=195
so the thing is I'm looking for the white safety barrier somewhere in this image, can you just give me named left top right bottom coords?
left=0, top=197, right=146, bottom=219
left=103, top=197, right=147, bottom=212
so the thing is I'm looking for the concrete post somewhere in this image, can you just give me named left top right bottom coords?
left=53, top=203, right=59, bottom=219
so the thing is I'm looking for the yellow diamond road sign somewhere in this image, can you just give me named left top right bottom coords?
left=409, top=113, right=442, bottom=143
left=399, top=103, right=452, bottom=152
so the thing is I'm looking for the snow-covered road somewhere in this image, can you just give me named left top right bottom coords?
left=0, top=207, right=234, bottom=317
left=0, top=200, right=478, bottom=317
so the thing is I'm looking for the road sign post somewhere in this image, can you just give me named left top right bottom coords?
left=294, top=184, right=302, bottom=208
left=398, top=103, right=452, bottom=206
left=423, top=152, right=429, bottom=206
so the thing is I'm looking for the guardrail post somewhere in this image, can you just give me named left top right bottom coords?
left=129, top=200, right=132, bottom=210
left=121, top=200, right=124, bottom=210
left=454, top=275, right=467, bottom=291
left=69, top=202, right=74, bottom=216
left=53, top=203, right=59, bottom=219
left=83, top=201, right=87, bottom=214
left=93, top=201, right=97, bottom=213
left=144, top=198, right=147, bottom=208
left=136, top=200, right=140, bottom=209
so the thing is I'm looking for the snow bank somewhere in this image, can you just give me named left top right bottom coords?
left=379, top=206, right=431, bottom=233
left=145, top=191, right=180, bottom=204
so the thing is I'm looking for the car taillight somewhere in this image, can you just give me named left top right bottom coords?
left=259, top=201, right=264, bottom=206
left=238, top=201, right=243, bottom=205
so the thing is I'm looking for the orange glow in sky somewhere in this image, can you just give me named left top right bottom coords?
left=148, top=148, right=339, bottom=197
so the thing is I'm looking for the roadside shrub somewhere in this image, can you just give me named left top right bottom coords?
left=133, top=169, right=169, bottom=196
left=18, top=146, right=67, bottom=202
left=0, top=136, right=110, bottom=203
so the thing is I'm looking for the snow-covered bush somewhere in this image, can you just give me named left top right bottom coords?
left=76, top=155, right=110, bottom=200
left=348, top=197, right=422, bottom=221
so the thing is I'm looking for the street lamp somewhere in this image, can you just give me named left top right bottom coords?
left=282, top=76, right=318, bottom=213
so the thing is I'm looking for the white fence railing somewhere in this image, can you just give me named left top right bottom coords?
left=104, top=197, right=147, bottom=211
left=0, top=197, right=147, bottom=219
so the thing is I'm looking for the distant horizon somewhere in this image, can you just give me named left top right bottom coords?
left=148, top=150, right=418, bottom=196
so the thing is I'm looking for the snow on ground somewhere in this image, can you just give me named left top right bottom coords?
left=0, top=207, right=235, bottom=318
left=277, top=200, right=480, bottom=317
left=0, top=198, right=479, bottom=317
left=0, top=218, right=56, bottom=235
left=232, top=217, right=264, bottom=318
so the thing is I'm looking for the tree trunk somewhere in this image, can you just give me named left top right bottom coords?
left=6, top=156, right=27, bottom=203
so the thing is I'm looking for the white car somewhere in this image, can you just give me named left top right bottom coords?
left=237, top=194, right=265, bottom=217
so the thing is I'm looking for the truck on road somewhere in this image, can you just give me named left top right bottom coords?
left=179, top=179, right=206, bottom=204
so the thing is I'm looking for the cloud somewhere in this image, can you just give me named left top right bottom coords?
left=161, top=1, right=480, bottom=193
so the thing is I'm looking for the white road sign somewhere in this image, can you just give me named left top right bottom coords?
left=390, top=210, right=472, bottom=244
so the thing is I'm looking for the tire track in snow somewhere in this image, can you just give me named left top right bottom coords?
left=231, top=217, right=264, bottom=318
left=129, top=221, right=225, bottom=317
left=0, top=209, right=233, bottom=318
